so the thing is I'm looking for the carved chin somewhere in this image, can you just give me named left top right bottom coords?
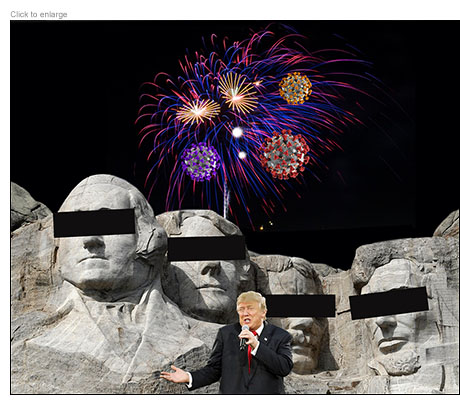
left=292, top=352, right=316, bottom=374
left=190, top=306, right=226, bottom=323
left=72, top=271, right=119, bottom=290
left=197, top=290, right=234, bottom=308
left=376, top=350, right=421, bottom=376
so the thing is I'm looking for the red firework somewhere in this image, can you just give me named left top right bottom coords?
left=259, top=129, right=310, bottom=180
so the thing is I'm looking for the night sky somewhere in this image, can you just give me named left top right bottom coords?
left=10, top=21, right=458, bottom=268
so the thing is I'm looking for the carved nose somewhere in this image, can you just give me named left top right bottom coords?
left=200, top=261, right=221, bottom=276
left=375, top=315, right=397, bottom=329
left=83, top=235, right=104, bottom=249
left=288, top=318, right=314, bottom=331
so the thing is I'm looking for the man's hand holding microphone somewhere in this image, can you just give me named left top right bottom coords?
left=239, top=324, right=258, bottom=350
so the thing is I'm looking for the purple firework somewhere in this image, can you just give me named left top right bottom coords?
left=181, top=143, right=221, bottom=182
left=136, top=24, right=387, bottom=228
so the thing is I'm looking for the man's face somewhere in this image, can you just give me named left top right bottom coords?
left=362, top=259, right=421, bottom=356
left=172, top=259, right=244, bottom=322
left=280, top=317, right=324, bottom=374
left=57, top=185, right=146, bottom=292
left=237, top=301, right=267, bottom=331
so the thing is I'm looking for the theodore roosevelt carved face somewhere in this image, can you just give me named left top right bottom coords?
left=253, top=255, right=326, bottom=374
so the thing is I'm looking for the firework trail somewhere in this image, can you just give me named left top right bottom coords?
left=136, top=24, right=376, bottom=229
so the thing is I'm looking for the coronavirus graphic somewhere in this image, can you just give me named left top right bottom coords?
left=136, top=24, right=388, bottom=228
left=181, top=143, right=221, bottom=181
left=260, top=130, right=310, bottom=180
left=279, top=72, right=312, bottom=104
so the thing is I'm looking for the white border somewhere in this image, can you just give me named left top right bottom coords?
left=3, top=1, right=460, bottom=403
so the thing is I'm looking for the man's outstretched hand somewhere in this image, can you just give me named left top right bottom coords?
left=160, top=365, right=190, bottom=384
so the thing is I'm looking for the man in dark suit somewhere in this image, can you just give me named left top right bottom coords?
left=160, top=291, right=293, bottom=394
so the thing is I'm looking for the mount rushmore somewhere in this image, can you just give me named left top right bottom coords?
left=10, top=175, right=459, bottom=393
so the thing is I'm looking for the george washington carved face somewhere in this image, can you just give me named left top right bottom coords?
left=56, top=175, right=167, bottom=295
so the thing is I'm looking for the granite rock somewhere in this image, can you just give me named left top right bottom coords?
left=157, top=210, right=255, bottom=325
left=434, top=210, right=459, bottom=238
left=10, top=181, right=459, bottom=394
left=11, top=182, right=51, bottom=231
left=350, top=235, right=459, bottom=393
left=250, top=254, right=327, bottom=375
left=11, top=178, right=213, bottom=393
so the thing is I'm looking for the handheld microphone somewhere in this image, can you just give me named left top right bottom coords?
left=240, top=324, right=249, bottom=351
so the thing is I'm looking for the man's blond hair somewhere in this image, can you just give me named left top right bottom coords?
left=237, top=291, right=267, bottom=314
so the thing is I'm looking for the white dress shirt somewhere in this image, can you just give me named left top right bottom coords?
left=250, top=322, right=264, bottom=355
left=186, top=322, right=265, bottom=388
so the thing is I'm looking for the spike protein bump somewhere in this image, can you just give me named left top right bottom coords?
left=181, top=143, right=221, bottom=181
left=279, top=72, right=312, bottom=105
left=260, top=130, right=310, bottom=180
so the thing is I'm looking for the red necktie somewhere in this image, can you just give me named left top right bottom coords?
left=247, top=330, right=258, bottom=374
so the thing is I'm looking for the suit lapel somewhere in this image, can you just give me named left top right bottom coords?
left=248, top=321, right=273, bottom=383
left=258, top=321, right=272, bottom=344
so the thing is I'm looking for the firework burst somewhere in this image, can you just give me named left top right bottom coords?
left=176, top=99, right=221, bottom=125
left=136, top=24, right=379, bottom=228
left=218, top=72, right=258, bottom=114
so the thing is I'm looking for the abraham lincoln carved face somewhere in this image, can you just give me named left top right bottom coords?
left=362, top=259, right=426, bottom=376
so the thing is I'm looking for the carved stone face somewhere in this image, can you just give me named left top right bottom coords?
left=362, top=259, right=424, bottom=375
left=268, top=264, right=325, bottom=374
left=280, top=317, right=324, bottom=374
left=171, top=259, right=244, bottom=322
left=168, top=216, right=249, bottom=323
left=57, top=184, right=151, bottom=293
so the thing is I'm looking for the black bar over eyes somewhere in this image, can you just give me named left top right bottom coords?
left=53, top=209, right=135, bottom=237
left=349, top=287, right=429, bottom=320
left=52, top=215, right=431, bottom=320
left=265, top=295, right=336, bottom=318
left=167, top=235, right=246, bottom=261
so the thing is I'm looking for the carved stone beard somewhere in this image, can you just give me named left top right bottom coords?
left=373, top=349, right=421, bottom=376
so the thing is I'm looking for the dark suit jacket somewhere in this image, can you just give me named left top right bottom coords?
left=189, top=321, right=293, bottom=394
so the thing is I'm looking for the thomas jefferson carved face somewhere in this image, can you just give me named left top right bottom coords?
left=167, top=216, right=251, bottom=324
